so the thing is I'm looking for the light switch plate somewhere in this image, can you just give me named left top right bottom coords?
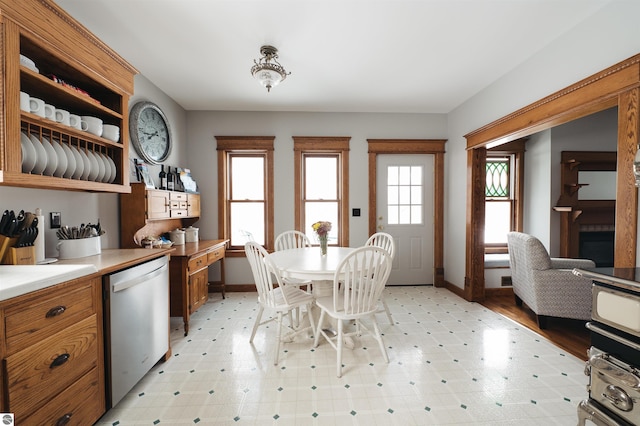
left=50, top=212, right=61, bottom=228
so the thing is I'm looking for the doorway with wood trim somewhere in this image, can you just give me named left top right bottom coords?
left=367, top=139, right=446, bottom=287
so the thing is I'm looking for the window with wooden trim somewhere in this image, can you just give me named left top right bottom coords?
left=216, top=136, right=274, bottom=254
left=293, top=137, right=350, bottom=247
left=485, top=140, right=525, bottom=253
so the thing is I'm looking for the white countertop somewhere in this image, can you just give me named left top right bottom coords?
left=0, top=264, right=98, bottom=301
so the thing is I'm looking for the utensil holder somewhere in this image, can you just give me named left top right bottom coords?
left=2, top=246, right=36, bottom=265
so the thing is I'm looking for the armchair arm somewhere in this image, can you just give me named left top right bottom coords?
left=550, top=258, right=596, bottom=269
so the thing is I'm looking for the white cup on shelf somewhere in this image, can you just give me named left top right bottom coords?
left=20, top=91, right=30, bottom=111
left=55, top=109, right=71, bottom=126
left=29, top=97, right=45, bottom=117
left=69, top=114, right=87, bottom=131
left=44, top=104, right=56, bottom=120
left=81, top=115, right=103, bottom=137
left=102, top=124, right=120, bottom=142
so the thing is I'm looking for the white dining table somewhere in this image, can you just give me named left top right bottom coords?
left=268, top=246, right=356, bottom=284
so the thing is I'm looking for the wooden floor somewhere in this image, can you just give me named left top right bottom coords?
left=481, top=294, right=590, bottom=361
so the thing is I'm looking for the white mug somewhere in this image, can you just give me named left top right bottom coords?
left=20, top=91, right=30, bottom=111
left=81, top=115, right=103, bottom=137
left=55, top=109, right=71, bottom=126
left=29, top=97, right=45, bottom=117
left=102, top=124, right=120, bottom=142
left=44, top=104, right=56, bottom=120
left=69, top=114, right=87, bottom=131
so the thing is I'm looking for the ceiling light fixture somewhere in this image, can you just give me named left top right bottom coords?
left=251, top=45, right=290, bottom=92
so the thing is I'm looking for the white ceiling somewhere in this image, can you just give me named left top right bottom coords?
left=55, top=0, right=612, bottom=114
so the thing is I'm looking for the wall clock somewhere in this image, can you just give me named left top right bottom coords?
left=129, top=101, right=172, bottom=164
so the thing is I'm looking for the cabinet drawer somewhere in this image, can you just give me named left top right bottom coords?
left=5, top=315, right=99, bottom=416
left=22, top=366, right=104, bottom=426
left=170, top=209, right=187, bottom=218
left=207, top=247, right=225, bottom=263
left=170, top=192, right=188, bottom=201
left=169, top=200, right=188, bottom=210
left=3, top=279, right=98, bottom=355
left=188, top=252, right=208, bottom=272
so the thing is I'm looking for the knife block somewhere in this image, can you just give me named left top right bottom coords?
left=0, top=235, right=35, bottom=265
left=0, top=235, right=16, bottom=263
left=2, top=246, right=36, bottom=265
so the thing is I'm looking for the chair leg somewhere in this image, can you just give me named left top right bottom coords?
left=381, top=299, right=394, bottom=325
left=337, top=319, right=344, bottom=378
left=250, top=305, right=264, bottom=343
left=537, top=314, right=549, bottom=329
left=274, top=311, right=283, bottom=365
left=306, top=302, right=316, bottom=339
left=372, top=317, right=389, bottom=363
left=514, top=294, right=523, bottom=307
left=313, top=310, right=326, bottom=348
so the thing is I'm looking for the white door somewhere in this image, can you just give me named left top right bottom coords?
left=376, top=154, right=434, bottom=285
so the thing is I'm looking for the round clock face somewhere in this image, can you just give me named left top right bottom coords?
left=129, top=101, right=172, bottom=164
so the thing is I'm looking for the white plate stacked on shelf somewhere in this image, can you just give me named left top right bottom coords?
left=78, top=149, right=91, bottom=180
left=21, top=132, right=37, bottom=173
left=70, top=146, right=84, bottom=179
left=50, top=139, right=67, bottom=177
left=27, top=133, right=47, bottom=175
left=40, top=136, right=58, bottom=176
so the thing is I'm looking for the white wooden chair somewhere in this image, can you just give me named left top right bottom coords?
left=245, top=241, right=316, bottom=365
left=313, top=246, right=393, bottom=377
left=275, top=230, right=313, bottom=291
left=365, top=232, right=395, bottom=325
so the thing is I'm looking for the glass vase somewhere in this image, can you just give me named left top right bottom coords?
left=319, top=235, right=328, bottom=256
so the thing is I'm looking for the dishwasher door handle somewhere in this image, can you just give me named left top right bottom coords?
left=112, top=264, right=168, bottom=293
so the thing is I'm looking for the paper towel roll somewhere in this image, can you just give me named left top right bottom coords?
left=34, top=209, right=45, bottom=263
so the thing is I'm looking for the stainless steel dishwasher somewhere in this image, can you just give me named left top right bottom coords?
left=103, top=255, right=170, bottom=408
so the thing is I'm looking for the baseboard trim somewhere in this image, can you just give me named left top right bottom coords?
left=208, top=283, right=257, bottom=293
left=443, top=280, right=465, bottom=299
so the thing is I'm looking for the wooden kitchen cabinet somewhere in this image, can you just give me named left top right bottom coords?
left=120, top=183, right=202, bottom=247
left=147, top=189, right=172, bottom=220
left=169, top=240, right=228, bottom=335
left=0, top=0, right=137, bottom=193
left=188, top=193, right=201, bottom=217
left=0, top=275, right=105, bottom=425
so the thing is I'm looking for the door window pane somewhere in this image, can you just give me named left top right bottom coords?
left=387, top=165, right=423, bottom=225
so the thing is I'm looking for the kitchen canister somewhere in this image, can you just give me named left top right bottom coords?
left=57, top=236, right=101, bottom=259
left=185, top=226, right=199, bottom=243
left=170, top=228, right=185, bottom=245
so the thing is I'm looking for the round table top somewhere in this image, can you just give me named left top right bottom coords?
left=269, top=246, right=355, bottom=281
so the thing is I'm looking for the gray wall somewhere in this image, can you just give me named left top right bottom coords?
left=186, top=111, right=447, bottom=284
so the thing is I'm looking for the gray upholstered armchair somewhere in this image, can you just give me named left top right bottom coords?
left=506, top=232, right=596, bottom=329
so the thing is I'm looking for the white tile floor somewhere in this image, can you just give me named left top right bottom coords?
left=96, top=286, right=588, bottom=425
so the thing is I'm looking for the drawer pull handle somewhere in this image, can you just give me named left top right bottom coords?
left=46, top=306, right=67, bottom=318
left=55, top=413, right=73, bottom=426
left=50, top=353, right=70, bottom=368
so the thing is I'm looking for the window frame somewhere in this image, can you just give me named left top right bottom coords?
left=293, top=137, right=350, bottom=247
left=485, top=139, right=525, bottom=254
left=216, top=136, right=274, bottom=256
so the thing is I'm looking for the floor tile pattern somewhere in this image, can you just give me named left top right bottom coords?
left=96, top=286, right=587, bottom=425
